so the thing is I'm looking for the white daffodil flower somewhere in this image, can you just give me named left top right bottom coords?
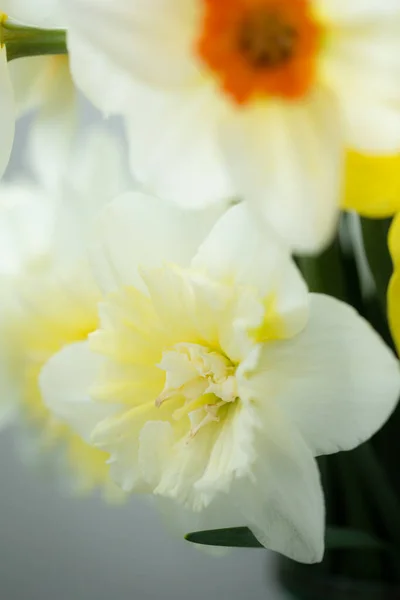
left=40, top=196, right=400, bottom=562
left=0, top=127, right=132, bottom=498
left=0, top=3, right=72, bottom=181
left=60, top=0, right=400, bottom=252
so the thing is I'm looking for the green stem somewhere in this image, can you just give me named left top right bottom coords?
left=361, top=217, right=393, bottom=312
left=297, top=235, right=347, bottom=301
left=1, top=19, right=67, bottom=61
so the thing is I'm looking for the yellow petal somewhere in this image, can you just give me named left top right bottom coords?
left=388, top=215, right=400, bottom=355
left=342, top=151, right=400, bottom=218
left=388, top=270, right=400, bottom=356
left=389, top=213, right=400, bottom=266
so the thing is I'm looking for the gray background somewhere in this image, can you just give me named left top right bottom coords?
left=0, top=112, right=289, bottom=600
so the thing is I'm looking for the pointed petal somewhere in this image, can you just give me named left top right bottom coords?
left=234, top=404, right=324, bottom=563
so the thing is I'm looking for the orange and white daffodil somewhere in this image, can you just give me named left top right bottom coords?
left=60, top=0, right=400, bottom=252
left=0, top=3, right=74, bottom=181
left=39, top=195, right=400, bottom=563
left=0, top=127, right=132, bottom=498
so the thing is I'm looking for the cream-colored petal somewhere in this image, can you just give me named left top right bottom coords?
left=66, top=32, right=134, bottom=115
left=244, top=295, right=400, bottom=456
left=233, top=403, right=324, bottom=563
left=0, top=181, right=53, bottom=276
left=139, top=400, right=256, bottom=511
left=220, top=87, right=344, bottom=253
left=193, top=203, right=309, bottom=339
left=40, top=341, right=120, bottom=441
left=65, top=0, right=201, bottom=88
left=317, top=0, right=400, bottom=23
left=0, top=0, right=62, bottom=26
left=124, top=81, right=233, bottom=208
left=90, top=192, right=223, bottom=294
left=28, top=57, right=77, bottom=189
left=8, top=56, right=48, bottom=116
left=322, top=23, right=400, bottom=153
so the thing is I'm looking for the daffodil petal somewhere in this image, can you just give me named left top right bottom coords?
left=124, top=82, right=234, bottom=207
left=193, top=204, right=309, bottom=339
left=8, top=56, right=48, bottom=116
left=388, top=212, right=400, bottom=265
left=0, top=0, right=62, bottom=26
left=234, top=404, right=324, bottom=564
left=245, top=295, right=400, bottom=456
left=40, top=341, right=119, bottom=442
left=64, top=0, right=201, bottom=88
left=139, top=400, right=257, bottom=511
left=317, top=0, right=400, bottom=25
left=220, top=86, right=343, bottom=253
left=342, top=151, right=400, bottom=217
left=388, top=270, right=400, bottom=356
left=322, top=22, right=400, bottom=152
left=28, top=57, right=77, bottom=189
left=90, top=192, right=224, bottom=294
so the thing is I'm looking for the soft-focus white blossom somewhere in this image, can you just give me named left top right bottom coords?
left=0, top=125, right=131, bottom=498
left=59, top=0, right=400, bottom=252
left=0, top=3, right=73, bottom=180
left=41, top=196, right=400, bottom=562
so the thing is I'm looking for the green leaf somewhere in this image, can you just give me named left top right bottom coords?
left=185, top=527, right=262, bottom=548
left=185, top=525, right=388, bottom=552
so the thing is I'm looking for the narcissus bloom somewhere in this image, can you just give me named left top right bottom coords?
left=63, top=0, right=400, bottom=252
left=41, top=195, right=400, bottom=562
left=0, top=4, right=74, bottom=181
left=0, top=128, right=130, bottom=498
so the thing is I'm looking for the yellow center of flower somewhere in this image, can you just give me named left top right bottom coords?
left=90, top=265, right=263, bottom=446
left=197, top=0, right=322, bottom=104
left=156, top=343, right=238, bottom=438
left=89, top=264, right=293, bottom=502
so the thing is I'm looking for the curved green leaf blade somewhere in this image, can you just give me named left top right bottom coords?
left=185, top=527, right=262, bottom=548
left=185, top=525, right=388, bottom=552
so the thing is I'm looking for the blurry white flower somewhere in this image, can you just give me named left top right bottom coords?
left=0, top=3, right=73, bottom=181
left=61, top=0, right=400, bottom=252
left=0, top=126, right=131, bottom=498
left=41, top=196, right=400, bottom=562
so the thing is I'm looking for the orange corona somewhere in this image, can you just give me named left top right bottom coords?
left=197, top=0, right=322, bottom=105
